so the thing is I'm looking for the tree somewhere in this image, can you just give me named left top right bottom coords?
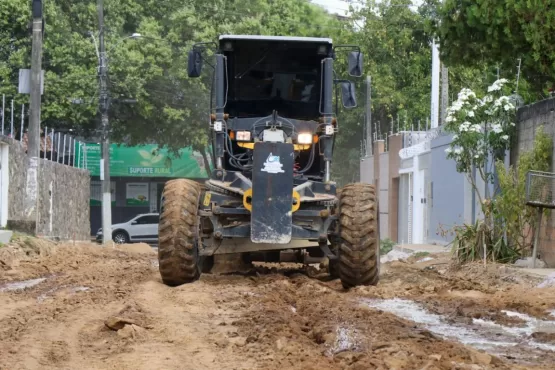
left=433, top=0, right=555, bottom=98
left=1, top=0, right=442, bottom=185
left=0, top=0, right=349, bottom=163
left=352, top=0, right=433, bottom=136
left=443, top=79, right=520, bottom=262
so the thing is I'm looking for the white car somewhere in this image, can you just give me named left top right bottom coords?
left=96, top=213, right=160, bottom=244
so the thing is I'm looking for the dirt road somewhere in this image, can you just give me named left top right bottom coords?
left=2, top=240, right=555, bottom=370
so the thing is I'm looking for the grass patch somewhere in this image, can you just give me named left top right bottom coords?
left=380, top=238, right=396, bottom=255
left=414, top=251, right=430, bottom=258
left=9, top=232, right=30, bottom=243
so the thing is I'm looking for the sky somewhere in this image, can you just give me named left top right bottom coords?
left=311, top=0, right=424, bottom=17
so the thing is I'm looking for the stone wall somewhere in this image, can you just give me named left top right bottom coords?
left=515, top=98, right=555, bottom=266
left=3, top=137, right=90, bottom=240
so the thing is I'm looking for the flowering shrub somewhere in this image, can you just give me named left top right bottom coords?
left=444, top=80, right=520, bottom=263
left=444, top=79, right=516, bottom=176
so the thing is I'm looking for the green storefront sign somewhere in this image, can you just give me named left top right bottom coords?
left=82, top=144, right=210, bottom=178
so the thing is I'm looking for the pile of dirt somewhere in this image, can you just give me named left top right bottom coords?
left=0, top=235, right=57, bottom=269
left=114, top=243, right=156, bottom=255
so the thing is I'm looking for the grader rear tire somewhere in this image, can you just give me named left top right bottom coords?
left=337, top=183, right=380, bottom=288
left=158, top=179, right=201, bottom=286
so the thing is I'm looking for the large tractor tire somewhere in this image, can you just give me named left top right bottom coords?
left=158, top=179, right=202, bottom=286
left=337, top=183, right=380, bottom=288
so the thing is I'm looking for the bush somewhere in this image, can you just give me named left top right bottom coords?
left=380, top=238, right=396, bottom=254
left=493, top=126, right=552, bottom=256
left=452, top=220, right=520, bottom=263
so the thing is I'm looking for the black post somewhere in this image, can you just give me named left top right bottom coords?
left=214, top=54, right=226, bottom=170
left=322, top=58, right=334, bottom=182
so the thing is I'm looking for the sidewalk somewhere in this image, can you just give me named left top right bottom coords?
left=393, top=243, right=555, bottom=280
left=512, top=267, right=555, bottom=278
left=393, top=244, right=451, bottom=254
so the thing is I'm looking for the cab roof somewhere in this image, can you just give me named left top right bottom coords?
left=219, top=35, right=333, bottom=45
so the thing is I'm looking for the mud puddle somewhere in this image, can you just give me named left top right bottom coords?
left=0, top=277, right=46, bottom=292
left=363, top=298, right=555, bottom=363
left=326, top=326, right=360, bottom=355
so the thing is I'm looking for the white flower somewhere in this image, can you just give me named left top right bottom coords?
left=491, top=124, right=503, bottom=134
left=474, top=154, right=480, bottom=159
left=504, top=103, right=514, bottom=111
left=487, top=79, right=509, bottom=92
left=501, top=135, right=509, bottom=141
left=454, top=148, right=463, bottom=155
left=483, top=95, right=493, bottom=103
left=446, top=115, right=455, bottom=123
left=510, top=122, right=516, bottom=127
left=459, top=121, right=471, bottom=132
left=450, top=101, right=464, bottom=112
left=445, top=147, right=452, bottom=154
left=470, top=124, right=482, bottom=133
left=452, top=134, right=458, bottom=140
left=488, top=85, right=501, bottom=92
left=458, top=88, right=476, bottom=101
left=468, top=111, right=475, bottom=118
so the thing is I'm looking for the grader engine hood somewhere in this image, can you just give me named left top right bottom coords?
left=250, top=142, right=294, bottom=244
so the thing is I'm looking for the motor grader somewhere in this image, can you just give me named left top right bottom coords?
left=158, top=35, right=379, bottom=288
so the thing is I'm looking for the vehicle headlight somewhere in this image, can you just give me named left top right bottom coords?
left=297, top=133, right=313, bottom=145
left=236, top=131, right=251, bottom=141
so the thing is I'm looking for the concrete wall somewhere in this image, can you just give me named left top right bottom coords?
left=398, top=172, right=410, bottom=243
left=515, top=98, right=555, bottom=265
left=360, top=156, right=374, bottom=184
left=360, top=136, right=403, bottom=242
left=379, top=152, right=389, bottom=238
left=388, top=135, right=402, bottom=241
left=3, top=137, right=90, bottom=240
left=364, top=131, right=481, bottom=246
left=428, top=134, right=466, bottom=245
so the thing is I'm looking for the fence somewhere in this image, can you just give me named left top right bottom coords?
left=1, top=94, right=88, bottom=170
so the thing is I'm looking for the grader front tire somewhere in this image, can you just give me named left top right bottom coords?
left=337, top=183, right=380, bottom=289
left=158, top=179, right=201, bottom=286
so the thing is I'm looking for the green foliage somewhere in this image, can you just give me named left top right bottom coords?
left=0, top=0, right=346, bottom=156
left=0, top=0, right=447, bottom=185
left=494, top=126, right=552, bottom=253
left=444, top=80, right=516, bottom=180
left=433, top=0, right=555, bottom=98
left=444, top=84, right=552, bottom=264
left=414, top=251, right=430, bottom=258
left=452, top=126, right=552, bottom=264
left=380, top=238, right=396, bottom=255
left=352, top=0, right=432, bottom=133
left=452, top=220, right=520, bottom=264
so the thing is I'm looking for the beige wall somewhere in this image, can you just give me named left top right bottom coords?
left=360, top=135, right=402, bottom=242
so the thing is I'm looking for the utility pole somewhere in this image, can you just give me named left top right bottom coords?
left=516, top=58, right=522, bottom=94
left=365, top=75, right=372, bottom=156
left=24, top=0, right=43, bottom=226
left=440, top=63, right=449, bottom=126
left=430, top=39, right=440, bottom=129
left=98, top=0, right=112, bottom=244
